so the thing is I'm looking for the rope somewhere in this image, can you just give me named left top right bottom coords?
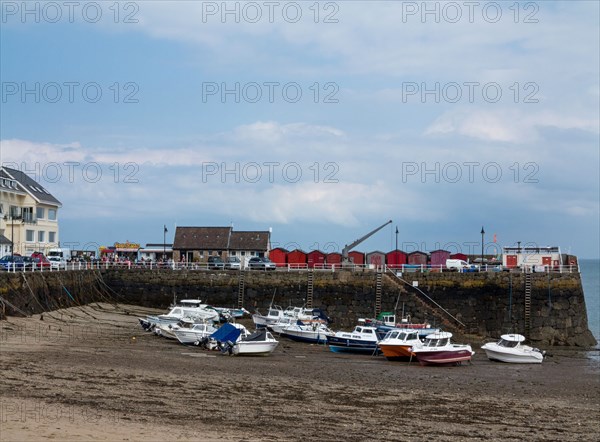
left=0, top=295, right=30, bottom=317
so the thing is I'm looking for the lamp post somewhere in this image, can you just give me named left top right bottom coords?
left=480, top=226, right=485, bottom=269
left=4, top=214, right=20, bottom=258
left=163, top=225, right=168, bottom=260
left=395, top=226, right=399, bottom=251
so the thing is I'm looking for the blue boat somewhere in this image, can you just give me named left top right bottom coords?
left=326, top=326, right=380, bottom=354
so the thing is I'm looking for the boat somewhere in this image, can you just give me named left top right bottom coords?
left=326, top=326, right=380, bottom=354
left=139, top=300, right=220, bottom=330
left=410, top=332, right=474, bottom=366
left=231, top=328, right=279, bottom=356
left=252, top=305, right=288, bottom=327
left=280, top=321, right=334, bottom=344
left=253, top=305, right=331, bottom=328
left=378, top=329, right=422, bottom=360
left=362, top=312, right=439, bottom=339
left=481, top=334, right=545, bottom=364
left=174, top=322, right=218, bottom=345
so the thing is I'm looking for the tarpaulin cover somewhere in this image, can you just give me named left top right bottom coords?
left=210, top=323, right=241, bottom=343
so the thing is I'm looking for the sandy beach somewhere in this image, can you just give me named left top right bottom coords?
left=1, top=303, right=598, bottom=441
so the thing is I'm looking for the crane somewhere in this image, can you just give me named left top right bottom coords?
left=342, top=220, right=393, bottom=263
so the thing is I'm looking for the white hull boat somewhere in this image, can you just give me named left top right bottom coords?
left=481, top=334, right=545, bottom=364
left=174, top=323, right=218, bottom=345
left=232, top=329, right=279, bottom=356
left=280, top=322, right=334, bottom=344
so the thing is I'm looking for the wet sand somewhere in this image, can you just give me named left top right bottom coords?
left=1, top=303, right=599, bottom=441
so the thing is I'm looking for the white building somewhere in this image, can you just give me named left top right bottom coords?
left=502, top=246, right=563, bottom=270
left=0, top=166, right=62, bottom=256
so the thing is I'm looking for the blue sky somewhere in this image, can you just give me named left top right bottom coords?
left=1, top=1, right=599, bottom=258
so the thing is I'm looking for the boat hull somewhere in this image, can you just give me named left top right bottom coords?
left=326, top=336, right=379, bottom=354
left=412, top=349, right=474, bottom=365
left=280, top=330, right=330, bottom=344
left=232, top=341, right=279, bottom=356
left=378, top=344, right=414, bottom=360
left=481, top=344, right=543, bottom=364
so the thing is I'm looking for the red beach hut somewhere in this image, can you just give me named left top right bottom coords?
left=348, top=251, right=365, bottom=266
left=407, top=251, right=428, bottom=265
left=269, top=247, right=288, bottom=267
left=287, top=249, right=307, bottom=267
left=430, top=250, right=451, bottom=268
left=366, top=251, right=386, bottom=266
left=326, top=252, right=342, bottom=269
left=386, top=250, right=408, bottom=269
left=307, top=250, right=326, bottom=269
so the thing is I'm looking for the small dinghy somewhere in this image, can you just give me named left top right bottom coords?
left=232, top=329, right=279, bottom=356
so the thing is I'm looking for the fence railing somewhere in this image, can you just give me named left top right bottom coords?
left=0, top=261, right=580, bottom=274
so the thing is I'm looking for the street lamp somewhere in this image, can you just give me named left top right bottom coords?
left=4, top=214, right=21, bottom=258
left=395, top=226, right=399, bottom=251
left=480, top=226, right=485, bottom=269
left=163, top=225, right=168, bottom=260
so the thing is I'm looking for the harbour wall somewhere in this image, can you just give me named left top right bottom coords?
left=0, top=269, right=596, bottom=347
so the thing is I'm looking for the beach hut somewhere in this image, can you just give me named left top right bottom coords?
left=269, top=247, right=288, bottom=267
left=307, top=250, right=326, bottom=269
left=326, top=252, right=342, bottom=268
left=386, top=250, right=407, bottom=268
left=407, top=251, right=428, bottom=265
left=366, top=251, right=386, bottom=266
left=450, top=253, right=468, bottom=262
left=430, top=250, right=451, bottom=268
left=348, top=251, right=365, bottom=266
left=287, top=249, right=307, bottom=267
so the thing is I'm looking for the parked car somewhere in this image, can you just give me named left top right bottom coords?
left=47, top=255, right=67, bottom=270
left=248, top=257, right=276, bottom=271
left=0, top=255, right=29, bottom=271
left=30, top=252, right=52, bottom=269
left=207, top=256, right=225, bottom=270
left=224, top=256, right=241, bottom=270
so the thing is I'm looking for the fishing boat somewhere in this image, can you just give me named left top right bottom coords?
left=326, top=326, right=380, bottom=354
left=481, top=334, right=545, bottom=364
left=280, top=321, right=334, bottom=344
left=231, top=329, right=279, bottom=356
left=410, top=332, right=474, bottom=366
left=252, top=305, right=288, bottom=327
left=378, top=329, right=422, bottom=360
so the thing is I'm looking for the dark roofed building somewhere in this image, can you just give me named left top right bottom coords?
left=172, top=226, right=270, bottom=263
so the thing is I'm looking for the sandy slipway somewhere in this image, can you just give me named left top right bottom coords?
left=0, top=303, right=598, bottom=441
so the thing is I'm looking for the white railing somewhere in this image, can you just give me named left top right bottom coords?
left=1, top=261, right=580, bottom=274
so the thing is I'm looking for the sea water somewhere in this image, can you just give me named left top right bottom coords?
left=580, top=259, right=600, bottom=345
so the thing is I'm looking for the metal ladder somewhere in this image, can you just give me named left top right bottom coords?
left=237, top=271, right=245, bottom=309
left=306, top=270, right=314, bottom=309
left=375, top=271, right=383, bottom=316
left=524, top=271, right=532, bottom=335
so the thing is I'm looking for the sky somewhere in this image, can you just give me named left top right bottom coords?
left=1, top=0, right=599, bottom=258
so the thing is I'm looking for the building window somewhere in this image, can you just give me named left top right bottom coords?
left=23, top=207, right=33, bottom=222
left=0, top=203, right=3, bottom=215
left=9, top=206, right=19, bottom=217
left=38, top=231, right=45, bottom=242
left=26, top=230, right=34, bottom=242
left=49, top=232, right=56, bottom=243
left=36, top=207, right=45, bottom=219
left=48, top=209, right=57, bottom=220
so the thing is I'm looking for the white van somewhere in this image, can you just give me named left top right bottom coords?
left=446, top=259, right=472, bottom=271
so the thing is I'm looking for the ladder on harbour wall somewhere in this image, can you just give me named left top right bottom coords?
left=524, top=272, right=532, bottom=335
left=375, top=271, right=383, bottom=316
left=306, top=270, right=314, bottom=309
left=237, top=271, right=245, bottom=309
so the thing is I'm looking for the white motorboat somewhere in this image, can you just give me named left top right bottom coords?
left=173, top=322, right=218, bottom=345
left=280, top=321, right=334, bottom=344
left=481, top=334, right=545, bottom=364
left=140, top=302, right=220, bottom=329
left=232, top=329, right=279, bottom=356
left=410, top=332, right=474, bottom=366
left=252, top=306, right=288, bottom=327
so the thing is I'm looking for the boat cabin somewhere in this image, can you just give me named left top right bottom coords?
left=422, top=332, right=453, bottom=347
left=383, top=330, right=420, bottom=342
